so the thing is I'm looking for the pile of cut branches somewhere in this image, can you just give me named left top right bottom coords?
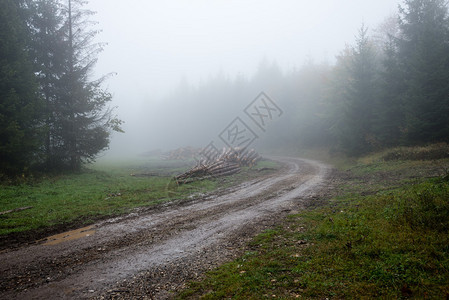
left=174, top=148, right=260, bottom=184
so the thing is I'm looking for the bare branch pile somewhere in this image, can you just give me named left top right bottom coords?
left=174, top=148, right=260, bottom=184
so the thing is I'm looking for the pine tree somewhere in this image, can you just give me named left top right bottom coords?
left=329, top=25, right=380, bottom=155
left=398, top=0, right=449, bottom=143
left=0, top=0, right=43, bottom=175
left=374, top=35, right=406, bottom=147
left=30, top=0, right=122, bottom=171
left=28, top=0, right=66, bottom=169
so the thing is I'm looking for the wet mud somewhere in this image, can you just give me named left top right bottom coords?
left=0, top=157, right=330, bottom=299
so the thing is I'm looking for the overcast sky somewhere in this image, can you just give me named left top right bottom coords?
left=85, top=0, right=400, bottom=155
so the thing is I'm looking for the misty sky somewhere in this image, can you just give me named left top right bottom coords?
left=85, top=0, right=400, bottom=156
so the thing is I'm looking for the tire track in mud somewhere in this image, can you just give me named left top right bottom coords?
left=0, top=157, right=330, bottom=299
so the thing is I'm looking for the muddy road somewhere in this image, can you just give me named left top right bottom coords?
left=0, top=157, right=330, bottom=299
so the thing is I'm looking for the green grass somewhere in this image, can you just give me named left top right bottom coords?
left=0, top=159, right=213, bottom=235
left=178, top=156, right=449, bottom=299
left=0, top=158, right=280, bottom=237
left=252, top=160, right=280, bottom=170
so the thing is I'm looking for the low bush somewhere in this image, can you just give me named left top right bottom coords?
left=382, top=143, right=449, bottom=161
left=389, top=178, right=449, bottom=232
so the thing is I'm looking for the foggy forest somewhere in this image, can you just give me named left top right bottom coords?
left=1, top=0, right=449, bottom=299
left=2, top=0, right=449, bottom=174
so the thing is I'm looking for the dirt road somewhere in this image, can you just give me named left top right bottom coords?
left=0, top=157, right=330, bottom=299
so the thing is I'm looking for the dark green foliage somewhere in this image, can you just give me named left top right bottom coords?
left=328, top=25, right=381, bottom=155
left=0, top=0, right=43, bottom=175
left=1, top=0, right=121, bottom=176
left=28, top=0, right=122, bottom=171
left=397, top=0, right=449, bottom=144
left=326, top=0, right=449, bottom=155
left=374, top=37, right=405, bottom=147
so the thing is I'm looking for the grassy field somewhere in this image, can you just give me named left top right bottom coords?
left=0, top=158, right=279, bottom=237
left=178, top=148, right=449, bottom=299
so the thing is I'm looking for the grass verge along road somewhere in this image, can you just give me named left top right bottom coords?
left=179, top=149, right=449, bottom=299
left=0, top=158, right=279, bottom=246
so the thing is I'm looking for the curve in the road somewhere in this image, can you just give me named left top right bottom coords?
left=0, top=157, right=329, bottom=299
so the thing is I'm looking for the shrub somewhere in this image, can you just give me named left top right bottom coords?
left=382, top=143, right=449, bottom=161
left=393, top=180, right=449, bottom=232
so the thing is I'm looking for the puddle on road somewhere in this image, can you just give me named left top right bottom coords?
left=42, top=225, right=96, bottom=246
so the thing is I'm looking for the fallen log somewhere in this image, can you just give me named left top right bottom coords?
left=174, top=147, right=261, bottom=184
left=212, top=168, right=241, bottom=177
left=0, top=206, right=33, bottom=216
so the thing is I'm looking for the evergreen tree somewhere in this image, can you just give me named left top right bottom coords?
left=30, top=0, right=122, bottom=171
left=329, top=25, right=380, bottom=155
left=28, top=0, right=66, bottom=169
left=374, top=35, right=406, bottom=146
left=398, top=0, right=449, bottom=143
left=0, top=0, right=43, bottom=175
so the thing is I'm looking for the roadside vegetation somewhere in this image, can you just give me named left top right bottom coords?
left=0, top=158, right=280, bottom=239
left=178, top=145, right=449, bottom=299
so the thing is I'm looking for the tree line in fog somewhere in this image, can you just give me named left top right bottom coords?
left=2, top=0, right=449, bottom=177
left=0, top=0, right=122, bottom=176
left=155, top=0, right=449, bottom=156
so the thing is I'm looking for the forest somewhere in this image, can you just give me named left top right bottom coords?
left=1, top=0, right=449, bottom=177
left=1, top=1, right=449, bottom=298
left=0, top=0, right=122, bottom=176
left=153, top=0, right=449, bottom=158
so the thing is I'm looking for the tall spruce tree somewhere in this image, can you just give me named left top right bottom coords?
left=30, top=0, right=122, bottom=171
left=398, top=0, right=449, bottom=143
left=329, top=25, right=380, bottom=155
left=0, top=0, right=43, bottom=175
left=374, top=35, right=406, bottom=147
left=28, top=0, right=66, bottom=169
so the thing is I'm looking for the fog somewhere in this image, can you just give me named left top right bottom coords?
left=85, top=0, right=400, bottom=157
